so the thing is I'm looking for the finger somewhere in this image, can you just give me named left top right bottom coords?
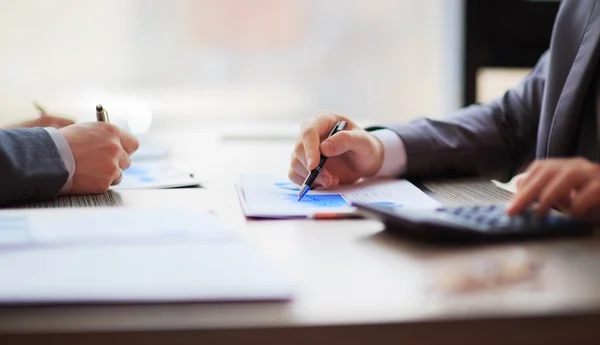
left=293, top=158, right=334, bottom=187
left=117, top=128, right=140, bottom=155
left=118, top=149, right=132, bottom=170
left=313, top=110, right=353, bottom=136
left=300, top=111, right=353, bottom=169
left=294, top=143, right=308, bottom=169
left=536, top=169, right=589, bottom=216
left=514, top=165, right=542, bottom=191
left=111, top=168, right=123, bottom=185
left=569, top=181, right=600, bottom=218
left=330, top=175, right=340, bottom=187
left=291, top=157, right=309, bottom=177
left=57, top=118, right=75, bottom=127
left=507, top=167, right=557, bottom=215
left=49, top=118, right=75, bottom=129
left=301, top=125, right=321, bottom=170
left=514, top=172, right=529, bottom=190
left=554, top=194, right=573, bottom=214
left=288, top=170, right=324, bottom=189
left=316, top=168, right=334, bottom=188
left=288, top=169, right=305, bottom=186
left=320, top=130, right=373, bottom=157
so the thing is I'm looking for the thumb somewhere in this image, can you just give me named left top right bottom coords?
left=320, top=130, right=373, bottom=157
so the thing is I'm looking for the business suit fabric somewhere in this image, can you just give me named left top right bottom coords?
left=0, top=128, right=68, bottom=205
left=387, top=0, right=600, bottom=182
left=575, top=66, right=600, bottom=162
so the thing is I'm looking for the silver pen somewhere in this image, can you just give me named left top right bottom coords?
left=96, top=104, right=110, bottom=122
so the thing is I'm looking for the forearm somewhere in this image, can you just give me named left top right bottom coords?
left=388, top=99, right=538, bottom=182
left=370, top=99, right=537, bottom=182
left=372, top=51, right=547, bottom=182
left=0, top=128, right=69, bottom=205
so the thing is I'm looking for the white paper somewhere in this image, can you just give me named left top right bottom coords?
left=238, top=173, right=440, bottom=218
left=131, top=142, right=170, bottom=161
left=0, top=208, right=234, bottom=248
left=0, top=208, right=293, bottom=303
left=130, top=136, right=171, bottom=161
left=111, top=161, right=200, bottom=190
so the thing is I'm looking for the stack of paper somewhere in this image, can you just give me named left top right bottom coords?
left=237, top=173, right=440, bottom=218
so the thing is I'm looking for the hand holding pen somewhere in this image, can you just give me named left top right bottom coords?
left=297, top=120, right=347, bottom=200
left=288, top=111, right=386, bottom=194
left=52, top=103, right=138, bottom=194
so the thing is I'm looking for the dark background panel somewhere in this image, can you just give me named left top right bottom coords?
left=464, top=0, right=561, bottom=106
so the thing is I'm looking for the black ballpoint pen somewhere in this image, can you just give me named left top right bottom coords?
left=297, top=120, right=347, bottom=201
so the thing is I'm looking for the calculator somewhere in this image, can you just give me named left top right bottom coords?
left=352, top=202, right=594, bottom=242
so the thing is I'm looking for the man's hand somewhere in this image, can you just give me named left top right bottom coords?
left=59, top=122, right=139, bottom=194
left=507, top=158, right=600, bottom=219
left=6, top=113, right=75, bottom=129
left=289, top=110, right=384, bottom=188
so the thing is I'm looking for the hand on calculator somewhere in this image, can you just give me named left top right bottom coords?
left=353, top=202, right=592, bottom=242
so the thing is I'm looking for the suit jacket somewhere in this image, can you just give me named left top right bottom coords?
left=0, top=128, right=68, bottom=205
left=385, top=0, right=600, bottom=182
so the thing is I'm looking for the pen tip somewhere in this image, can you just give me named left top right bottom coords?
left=297, top=185, right=309, bottom=202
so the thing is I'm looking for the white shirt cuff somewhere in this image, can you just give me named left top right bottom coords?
left=44, top=127, right=75, bottom=194
left=371, top=129, right=407, bottom=178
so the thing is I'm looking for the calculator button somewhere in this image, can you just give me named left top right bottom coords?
left=495, top=216, right=511, bottom=226
left=452, top=207, right=463, bottom=215
left=487, top=218, right=498, bottom=226
left=509, top=217, right=526, bottom=227
left=485, top=205, right=497, bottom=212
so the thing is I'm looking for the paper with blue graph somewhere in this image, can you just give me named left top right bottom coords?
left=238, top=173, right=440, bottom=218
left=110, top=161, right=200, bottom=190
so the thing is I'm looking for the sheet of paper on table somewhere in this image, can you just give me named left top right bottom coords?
left=111, top=160, right=201, bottom=190
left=237, top=173, right=441, bottom=218
left=0, top=208, right=293, bottom=304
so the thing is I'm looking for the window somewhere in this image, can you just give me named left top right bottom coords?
left=0, top=0, right=463, bottom=127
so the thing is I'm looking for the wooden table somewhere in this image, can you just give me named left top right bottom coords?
left=2, top=124, right=600, bottom=345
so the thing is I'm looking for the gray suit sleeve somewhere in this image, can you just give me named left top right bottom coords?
left=383, top=51, right=548, bottom=182
left=0, top=128, right=69, bottom=205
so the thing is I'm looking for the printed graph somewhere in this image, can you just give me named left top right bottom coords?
left=368, top=201, right=404, bottom=208
left=0, top=216, right=31, bottom=245
left=281, top=194, right=348, bottom=208
left=274, top=181, right=301, bottom=191
left=124, top=165, right=156, bottom=183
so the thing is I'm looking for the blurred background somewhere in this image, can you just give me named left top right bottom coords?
left=0, top=0, right=558, bottom=132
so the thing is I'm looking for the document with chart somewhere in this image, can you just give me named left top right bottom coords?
left=110, top=160, right=201, bottom=190
left=237, top=173, right=440, bottom=218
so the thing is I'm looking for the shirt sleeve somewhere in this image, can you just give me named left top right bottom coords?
left=371, top=129, right=407, bottom=178
left=44, top=127, right=75, bottom=194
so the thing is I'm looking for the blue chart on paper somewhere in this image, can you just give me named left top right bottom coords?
left=368, top=201, right=404, bottom=208
left=281, top=194, right=348, bottom=208
left=0, top=216, right=31, bottom=245
left=274, top=181, right=301, bottom=191
left=124, top=165, right=156, bottom=183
